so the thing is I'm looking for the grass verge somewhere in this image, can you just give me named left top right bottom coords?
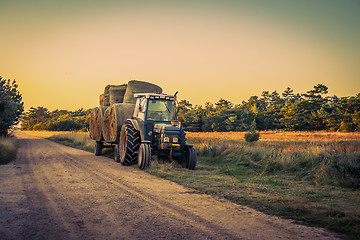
left=35, top=131, right=359, bottom=239
left=0, top=136, right=17, bottom=165
left=47, top=133, right=115, bottom=158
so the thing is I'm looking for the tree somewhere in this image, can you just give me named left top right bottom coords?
left=21, top=107, right=50, bottom=130
left=20, top=107, right=90, bottom=131
left=0, top=77, right=24, bottom=136
left=173, top=84, right=357, bottom=132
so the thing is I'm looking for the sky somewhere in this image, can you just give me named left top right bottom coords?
left=1, top=0, right=359, bottom=111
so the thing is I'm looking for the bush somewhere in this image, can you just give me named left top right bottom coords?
left=244, top=131, right=260, bottom=142
left=0, top=136, right=17, bottom=164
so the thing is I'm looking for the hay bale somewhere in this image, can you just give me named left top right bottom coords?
left=93, top=106, right=108, bottom=141
left=104, top=85, right=112, bottom=95
left=123, top=80, right=162, bottom=103
left=102, top=103, right=135, bottom=142
left=103, top=94, right=110, bottom=106
left=89, top=107, right=98, bottom=140
left=103, top=85, right=113, bottom=106
left=99, top=94, right=105, bottom=106
left=109, top=84, right=127, bottom=105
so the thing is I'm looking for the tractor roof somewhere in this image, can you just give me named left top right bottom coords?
left=134, top=93, right=175, bottom=100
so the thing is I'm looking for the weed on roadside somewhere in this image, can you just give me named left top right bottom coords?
left=0, top=136, right=17, bottom=165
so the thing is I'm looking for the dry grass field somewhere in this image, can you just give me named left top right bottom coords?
left=187, top=131, right=360, bottom=142
left=21, top=130, right=360, bottom=142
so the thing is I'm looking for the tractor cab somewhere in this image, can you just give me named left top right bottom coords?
left=133, top=93, right=177, bottom=123
left=133, top=93, right=183, bottom=151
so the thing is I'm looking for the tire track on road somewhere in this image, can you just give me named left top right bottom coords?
left=19, top=137, right=85, bottom=240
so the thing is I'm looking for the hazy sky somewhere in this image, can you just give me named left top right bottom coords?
left=1, top=0, right=359, bottom=110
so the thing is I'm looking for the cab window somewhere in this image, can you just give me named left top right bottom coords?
left=146, top=99, right=174, bottom=121
left=134, top=97, right=146, bottom=121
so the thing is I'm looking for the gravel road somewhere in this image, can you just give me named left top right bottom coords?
left=0, top=132, right=339, bottom=239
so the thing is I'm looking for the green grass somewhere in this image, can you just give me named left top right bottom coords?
left=0, top=136, right=18, bottom=165
left=48, top=133, right=115, bottom=158
left=47, top=133, right=360, bottom=239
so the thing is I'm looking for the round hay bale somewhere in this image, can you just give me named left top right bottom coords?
left=89, top=107, right=98, bottom=140
left=104, top=85, right=112, bottom=95
left=93, top=106, right=108, bottom=141
left=103, top=94, right=110, bottom=106
left=102, top=103, right=135, bottom=142
left=99, top=94, right=105, bottom=106
left=123, top=80, right=162, bottom=103
left=103, top=85, right=113, bottom=106
left=109, top=84, right=127, bottom=105
left=102, top=108, right=113, bottom=142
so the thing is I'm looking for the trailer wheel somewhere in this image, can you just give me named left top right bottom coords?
left=138, top=143, right=151, bottom=170
left=119, top=121, right=140, bottom=166
left=94, top=141, right=103, bottom=156
left=182, top=146, right=197, bottom=170
left=114, top=143, right=120, bottom=162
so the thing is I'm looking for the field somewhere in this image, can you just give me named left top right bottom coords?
left=21, top=130, right=360, bottom=239
left=187, top=131, right=360, bottom=142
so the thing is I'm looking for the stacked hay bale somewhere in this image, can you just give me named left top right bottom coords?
left=89, top=107, right=98, bottom=140
left=92, top=106, right=108, bottom=141
left=123, top=80, right=162, bottom=103
left=99, top=94, right=105, bottom=106
left=90, top=80, right=162, bottom=142
left=102, top=103, right=135, bottom=142
left=109, top=84, right=127, bottom=105
left=102, top=85, right=112, bottom=106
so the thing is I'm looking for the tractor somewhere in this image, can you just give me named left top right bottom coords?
left=115, top=93, right=196, bottom=170
left=89, top=80, right=196, bottom=170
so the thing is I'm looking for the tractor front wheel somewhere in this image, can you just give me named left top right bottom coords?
left=94, top=141, right=103, bottom=156
left=182, top=146, right=197, bottom=170
left=138, top=143, right=151, bottom=170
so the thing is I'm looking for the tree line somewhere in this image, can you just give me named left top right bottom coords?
left=177, top=84, right=360, bottom=132
left=18, top=83, right=360, bottom=133
left=21, top=107, right=91, bottom=131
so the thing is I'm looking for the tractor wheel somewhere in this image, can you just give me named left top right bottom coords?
left=94, top=141, right=103, bottom=156
left=138, top=143, right=151, bottom=170
left=182, top=146, right=197, bottom=170
left=119, top=121, right=140, bottom=166
left=179, top=127, right=186, bottom=149
left=114, top=143, right=120, bottom=162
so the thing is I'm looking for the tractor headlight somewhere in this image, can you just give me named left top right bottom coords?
left=172, top=137, right=178, bottom=143
left=163, top=136, right=170, bottom=143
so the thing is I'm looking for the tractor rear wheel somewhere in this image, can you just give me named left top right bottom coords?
left=182, top=146, right=196, bottom=170
left=138, top=143, right=151, bottom=170
left=94, top=141, right=103, bottom=156
left=119, top=121, right=140, bottom=166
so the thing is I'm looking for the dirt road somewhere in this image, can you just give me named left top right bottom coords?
left=0, top=132, right=339, bottom=239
